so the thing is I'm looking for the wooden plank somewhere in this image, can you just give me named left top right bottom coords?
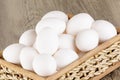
left=1, top=0, right=120, bottom=79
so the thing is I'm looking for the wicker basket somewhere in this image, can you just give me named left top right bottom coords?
left=0, top=14, right=120, bottom=80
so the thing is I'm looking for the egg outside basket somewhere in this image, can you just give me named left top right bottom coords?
left=1, top=14, right=120, bottom=80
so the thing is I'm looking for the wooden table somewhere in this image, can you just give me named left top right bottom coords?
left=0, top=0, right=120, bottom=80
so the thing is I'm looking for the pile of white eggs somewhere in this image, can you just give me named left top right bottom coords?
left=3, top=11, right=117, bottom=77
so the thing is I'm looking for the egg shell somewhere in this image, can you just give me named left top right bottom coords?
left=33, top=54, right=57, bottom=76
left=33, top=42, right=37, bottom=49
left=3, top=43, right=24, bottom=64
left=35, top=18, right=66, bottom=34
left=66, top=13, right=94, bottom=36
left=76, top=29, right=99, bottom=52
left=35, top=28, right=59, bottom=55
left=20, top=47, right=38, bottom=71
left=19, top=29, right=36, bottom=46
left=92, top=20, right=117, bottom=42
left=41, top=11, right=68, bottom=22
left=53, top=49, right=79, bottom=70
left=59, top=34, right=76, bottom=51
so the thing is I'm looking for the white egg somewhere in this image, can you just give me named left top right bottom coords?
left=19, top=29, right=36, bottom=46
left=3, top=43, right=25, bottom=64
left=76, top=29, right=99, bottom=52
left=92, top=20, right=117, bottom=42
left=20, top=47, right=38, bottom=71
left=35, top=28, right=59, bottom=55
left=35, top=18, right=66, bottom=34
left=33, top=42, right=37, bottom=49
left=66, top=13, right=94, bottom=35
left=59, top=34, right=76, bottom=50
left=41, top=11, right=68, bottom=22
left=53, top=49, right=79, bottom=69
left=33, top=54, right=57, bottom=76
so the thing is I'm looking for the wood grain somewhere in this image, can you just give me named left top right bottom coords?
left=0, top=0, right=120, bottom=80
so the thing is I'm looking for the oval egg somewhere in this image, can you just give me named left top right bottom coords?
left=33, top=54, right=57, bottom=76
left=41, top=11, right=68, bottom=22
left=59, top=34, right=76, bottom=51
left=35, top=18, right=66, bottom=34
left=20, top=47, right=38, bottom=71
left=3, top=43, right=25, bottom=64
left=35, top=28, right=59, bottom=55
left=92, top=20, right=117, bottom=42
left=19, top=29, right=36, bottom=46
left=76, top=29, right=99, bottom=52
left=66, top=13, right=94, bottom=35
left=53, top=49, right=79, bottom=70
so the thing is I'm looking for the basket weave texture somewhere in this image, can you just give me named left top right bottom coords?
left=0, top=65, right=32, bottom=80
left=0, top=41, right=120, bottom=80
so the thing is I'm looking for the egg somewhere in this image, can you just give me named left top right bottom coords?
left=66, top=13, right=94, bottom=35
left=59, top=34, right=76, bottom=51
left=33, top=42, right=37, bottom=49
left=92, top=20, right=117, bottom=42
left=35, top=18, right=66, bottom=34
left=20, top=47, right=38, bottom=71
left=41, top=11, right=68, bottom=22
left=35, top=28, right=59, bottom=55
left=76, top=29, right=99, bottom=52
left=19, top=29, right=36, bottom=46
left=53, top=49, right=79, bottom=69
left=3, top=43, right=24, bottom=64
left=33, top=54, right=57, bottom=76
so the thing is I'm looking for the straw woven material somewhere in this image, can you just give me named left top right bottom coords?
left=0, top=64, right=32, bottom=80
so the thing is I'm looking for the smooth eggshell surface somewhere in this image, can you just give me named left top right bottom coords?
left=66, top=13, right=94, bottom=36
left=20, top=47, right=38, bottom=71
left=35, top=18, right=66, bottom=34
left=3, top=43, right=25, bottom=64
left=35, top=28, right=59, bottom=55
left=19, top=29, right=36, bottom=46
left=76, top=29, right=99, bottom=52
left=41, top=11, right=68, bottom=22
left=33, top=54, right=57, bottom=76
left=92, top=20, right=117, bottom=42
left=53, top=49, right=79, bottom=70
left=59, top=34, right=76, bottom=50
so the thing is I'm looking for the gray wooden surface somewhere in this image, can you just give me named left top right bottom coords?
left=0, top=0, right=120, bottom=80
